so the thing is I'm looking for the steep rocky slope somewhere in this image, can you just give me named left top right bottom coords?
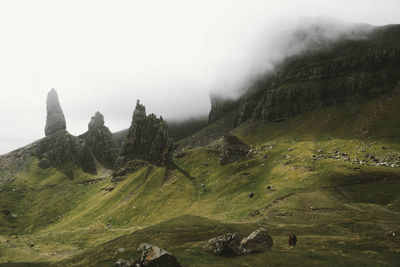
left=199, top=24, right=400, bottom=149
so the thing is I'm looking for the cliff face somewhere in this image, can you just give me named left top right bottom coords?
left=208, top=95, right=239, bottom=124
left=81, top=112, right=119, bottom=169
left=209, top=24, right=400, bottom=127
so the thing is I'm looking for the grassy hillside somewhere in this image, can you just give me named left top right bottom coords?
left=1, top=92, right=400, bottom=266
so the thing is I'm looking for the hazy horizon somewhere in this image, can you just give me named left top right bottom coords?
left=1, top=0, right=400, bottom=154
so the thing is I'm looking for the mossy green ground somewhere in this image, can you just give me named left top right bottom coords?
left=1, top=93, right=400, bottom=266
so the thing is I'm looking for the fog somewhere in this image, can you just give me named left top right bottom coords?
left=0, top=0, right=399, bottom=154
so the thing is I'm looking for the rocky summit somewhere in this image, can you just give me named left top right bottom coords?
left=114, top=100, right=174, bottom=179
left=44, top=88, right=66, bottom=136
left=81, top=111, right=119, bottom=169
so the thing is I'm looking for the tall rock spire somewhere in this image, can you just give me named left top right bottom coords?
left=45, top=88, right=66, bottom=136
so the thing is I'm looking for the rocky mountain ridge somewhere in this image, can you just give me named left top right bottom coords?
left=196, top=24, right=400, bottom=148
left=0, top=90, right=175, bottom=181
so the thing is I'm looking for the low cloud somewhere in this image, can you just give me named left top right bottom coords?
left=0, top=0, right=399, bottom=154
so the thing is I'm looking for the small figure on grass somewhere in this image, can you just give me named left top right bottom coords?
left=288, top=233, right=297, bottom=247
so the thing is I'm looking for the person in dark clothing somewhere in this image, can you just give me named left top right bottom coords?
left=288, top=234, right=293, bottom=246
left=292, top=233, right=297, bottom=246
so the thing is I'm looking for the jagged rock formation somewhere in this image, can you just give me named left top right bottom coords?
left=37, top=89, right=97, bottom=177
left=218, top=134, right=250, bottom=165
left=113, top=100, right=174, bottom=180
left=80, top=112, right=119, bottom=169
left=113, top=116, right=208, bottom=148
left=45, top=88, right=66, bottom=136
left=36, top=131, right=96, bottom=177
left=121, top=100, right=174, bottom=165
left=208, top=24, right=400, bottom=129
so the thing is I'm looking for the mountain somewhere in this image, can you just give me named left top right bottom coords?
left=1, top=22, right=400, bottom=266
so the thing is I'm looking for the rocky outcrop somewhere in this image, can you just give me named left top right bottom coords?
left=36, top=131, right=96, bottom=177
left=137, top=243, right=182, bottom=267
left=202, top=233, right=241, bottom=256
left=120, top=100, right=173, bottom=165
left=218, top=134, right=250, bottom=165
left=113, top=100, right=174, bottom=180
left=45, top=88, right=66, bottom=136
left=81, top=112, right=119, bottom=169
left=37, top=89, right=97, bottom=176
left=203, top=229, right=273, bottom=257
left=208, top=94, right=239, bottom=123
left=239, top=228, right=273, bottom=254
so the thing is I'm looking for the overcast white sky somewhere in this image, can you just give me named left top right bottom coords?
left=0, top=0, right=399, bottom=154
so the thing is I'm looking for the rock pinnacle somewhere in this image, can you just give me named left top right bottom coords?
left=44, top=88, right=66, bottom=136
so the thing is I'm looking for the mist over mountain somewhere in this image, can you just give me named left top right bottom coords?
left=1, top=3, right=400, bottom=265
left=1, top=0, right=400, bottom=154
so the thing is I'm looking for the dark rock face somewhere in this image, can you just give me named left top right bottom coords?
left=202, top=233, right=241, bottom=256
left=112, top=100, right=174, bottom=181
left=218, top=134, right=250, bottom=165
left=81, top=112, right=119, bottom=169
left=36, top=131, right=96, bottom=177
left=138, top=243, right=182, bottom=267
left=239, top=228, right=273, bottom=254
left=37, top=89, right=97, bottom=176
left=208, top=24, right=400, bottom=127
left=208, top=94, right=239, bottom=123
left=121, top=100, right=173, bottom=165
left=45, top=89, right=66, bottom=136
left=114, top=100, right=173, bottom=179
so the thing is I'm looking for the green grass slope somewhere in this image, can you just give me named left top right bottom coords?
left=1, top=92, right=400, bottom=266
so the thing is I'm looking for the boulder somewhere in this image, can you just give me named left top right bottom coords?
left=239, top=228, right=273, bottom=254
left=138, top=243, right=181, bottom=267
left=45, top=88, right=66, bottom=136
left=202, top=233, right=241, bottom=256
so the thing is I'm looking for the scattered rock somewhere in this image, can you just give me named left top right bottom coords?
left=240, top=228, right=273, bottom=254
left=249, top=192, right=255, bottom=198
left=202, top=233, right=241, bottom=256
left=114, top=258, right=128, bottom=267
left=138, top=243, right=182, bottom=266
